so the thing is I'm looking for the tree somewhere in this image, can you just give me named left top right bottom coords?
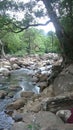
left=0, top=0, right=73, bottom=62
left=42, top=0, right=73, bottom=62
left=21, top=28, right=36, bottom=54
left=19, top=28, right=46, bottom=54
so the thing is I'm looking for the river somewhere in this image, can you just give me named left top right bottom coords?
left=0, top=68, right=40, bottom=130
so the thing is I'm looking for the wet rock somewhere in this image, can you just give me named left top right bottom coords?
left=20, top=91, right=34, bottom=98
left=0, top=68, right=10, bottom=76
left=31, top=76, right=39, bottom=82
left=7, top=92, right=16, bottom=98
left=9, top=85, right=21, bottom=91
left=0, top=90, right=7, bottom=99
left=5, top=110, right=14, bottom=116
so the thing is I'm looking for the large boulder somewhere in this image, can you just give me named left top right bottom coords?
left=41, top=124, right=73, bottom=130
left=34, top=111, right=64, bottom=129
left=53, top=64, right=73, bottom=95
left=23, top=111, right=63, bottom=129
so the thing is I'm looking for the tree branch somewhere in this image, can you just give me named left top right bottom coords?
left=9, top=20, right=51, bottom=33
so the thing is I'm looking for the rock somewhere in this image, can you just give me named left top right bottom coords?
left=1, top=60, right=11, bottom=70
left=53, top=73, right=73, bottom=95
left=53, top=64, right=73, bottom=95
left=66, top=64, right=73, bottom=74
left=0, top=90, right=7, bottom=99
left=10, top=57, right=18, bottom=64
left=32, top=94, right=41, bottom=101
left=12, top=111, right=23, bottom=122
left=13, top=114, right=23, bottom=122
left=56, top=109, right=71, bottom=122
left=5, top=110, right=14, bottom=116
left=7, top=92, right=16, bottom=98
left=22, top=111, right=64, bottom=129
left=64, top=124, right=73, bottom=130
left=57, top=108, right=73, bottom=123
left=10, top=122, right=28, bottom=130
left=9, top=85, right=21, bottom=91
left=12, top=64, right=20, bottom=70
left=41, top=84, right=54, bottom=97
left=20, top=91, right=34, bottom=98
left=41, top=124, right=73, bottom=130
left=0, top=67, right=10, bottom=76
left=22, top=112, right=36, bottom=124
left=6, top=98, right=26, bottom=110
left=37, top=81, right=48, bottom=92
left=41, top=93, right=73, bottom=112
left=31, top=76, right=39, bottom=82
left=35, top=111, right=64, bottom=129
left=38, top=73, right=48, bottom=82
left=28, top=100, right=42, bottom=112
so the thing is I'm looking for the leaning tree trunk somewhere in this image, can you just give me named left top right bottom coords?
left=42, top=0, right=73, bottom=63
left=0, top=40, right=6, bottom=58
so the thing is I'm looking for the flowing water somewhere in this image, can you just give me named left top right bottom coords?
left=0, top=68, right=40, bottom=130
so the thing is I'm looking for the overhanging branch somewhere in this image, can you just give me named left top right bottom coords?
left=9, top=19, right=52, bottom=33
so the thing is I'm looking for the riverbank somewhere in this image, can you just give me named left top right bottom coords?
left=1, top=53, right=73, bottom=130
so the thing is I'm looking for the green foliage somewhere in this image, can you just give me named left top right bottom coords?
left=44, top=31, right=61, bottom=53
left=1, top=32, right=22, bottom=54
left=0, top=28, right=60, bottom=55
left=28, top=124, right=40, bottom=130
left=0, top=0, right=64, bottom=56
left=27, top=122, right=40, bottom=130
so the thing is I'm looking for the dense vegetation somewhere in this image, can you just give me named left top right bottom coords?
left=0, top=28, right=60, bottom=56
left=0, top=0, right=73, bottom=61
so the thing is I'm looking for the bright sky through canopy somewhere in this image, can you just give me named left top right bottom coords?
left=14, top=0, right=55, bottom=33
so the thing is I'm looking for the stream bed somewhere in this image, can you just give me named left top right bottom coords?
left=0, top=68, right=40, bottom=130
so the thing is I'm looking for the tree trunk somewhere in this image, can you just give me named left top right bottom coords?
left=42, top=0, right=73, bottom=62
left=0, top=40, right=6, bottom=58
